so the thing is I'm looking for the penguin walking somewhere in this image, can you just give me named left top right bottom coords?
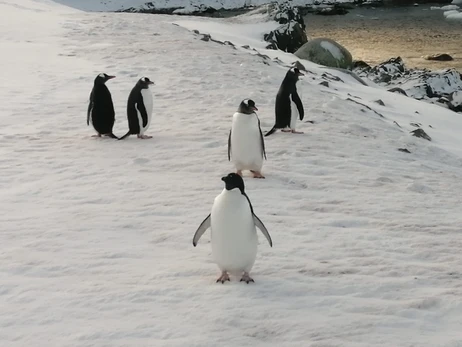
left=87, top=73, right=118, bottom=139
left=265, top=67, right=305, bottom=136
left=228, top=99, right=267, bottom=179
left=193, top=173, right=272, bottom=284
left=119, top=77, right=155, bottom=140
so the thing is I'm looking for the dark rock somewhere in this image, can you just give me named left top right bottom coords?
left=241, top=45, right=250, bottom=49
left=264, top=22, right=308, bottom=53
left=393, top=121, right=402, bottom=128
left=388, top=87, right=408, bottom=96
left=192, top=29, right=200, bottom=34
left=263, top=2, right=307, bottom=53
left=319, top=81, right=329, bottom=87
left=411, top=128, right=431, bottom=141
left=314, top=5, right=349, bottom=16
left=374, top=99, right=385, bottom=106
left=424, top=53, right=454, bottom=61
left=352, top=60, right=371, bottom=70
left=410, top=122, right=422, bottom=127
left=398, top=148, right=411, bottom=153
left=200, top=34, right=211, bottom=42
left=265, top=42, right=278, bottom=50
left=273, top=2, right=306, bottom=30
left=447, top=91, right=462, bottom=113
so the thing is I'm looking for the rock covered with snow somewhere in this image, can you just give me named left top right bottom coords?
left=448, top=90, right=462, bottom=112
left=263, top=1, right=307, bottom=53
left=294, top=38, right=353, bottom=69
left=353, top=57, right=462, bottom=111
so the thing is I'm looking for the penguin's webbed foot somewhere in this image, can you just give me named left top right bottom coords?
left=137, top=134, right=153, bottom=139
left=216, top=272, right=230, bottom=284
left=91, top=134, right=102, bottom=137
left=281, top=129, right=292, bottom=133
left=240, top=273, right=254, bottom=284
left=291, top=130, right=304, bottom=134
left=250, top=171, right=265, bottom=179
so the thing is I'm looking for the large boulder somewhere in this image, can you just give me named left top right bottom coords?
left=294, top=38, right=353, bottom=69
left=263, top=2, right=308, bottom=53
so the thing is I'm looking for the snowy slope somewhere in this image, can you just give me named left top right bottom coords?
left=52, top=0, right=352, bottom=12
left=2, top=1, right=462, bottom=347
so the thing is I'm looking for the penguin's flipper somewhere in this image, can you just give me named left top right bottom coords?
left=253, top=214, right=273, bottom=247
left=291, top=92, right=304, bottom=121
left=257, top=117, right=267, bottom=159
left=243, top=192, right=272, bottom=247
left=136, top=97, right=149, bottom=128
left=228, top=130, right=231, bottom=161
left=193, top=213, right=211, bottom=246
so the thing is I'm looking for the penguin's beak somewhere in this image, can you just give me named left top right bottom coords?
left=148, top=81, right=155, bottom=85
left=251, top=106, right=258, bottom=111
left=107, top=75, right=116, bottom=80
left=297, top=71, right=304, bottom=76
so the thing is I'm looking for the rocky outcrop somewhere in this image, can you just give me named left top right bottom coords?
left=294, top=38, right=353, bottom=69
left=423, top=53, right=454, bottom=61
left=263, top=2, right=308, bottom=53
left=353, top=57, right=462, bottom=112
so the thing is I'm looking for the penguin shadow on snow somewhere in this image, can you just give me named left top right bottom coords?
left=87, top=73, right=155, bottom=140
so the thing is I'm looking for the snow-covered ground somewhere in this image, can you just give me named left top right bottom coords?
left=2, top=0, right=462, bottom=346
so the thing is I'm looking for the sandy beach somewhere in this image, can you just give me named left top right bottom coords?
left=304, top=4, right=462, bottom=72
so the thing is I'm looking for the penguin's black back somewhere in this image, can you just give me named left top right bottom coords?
left=89, top=83, right=115, bottom=134
left=126, top=85, right=143, bottom=134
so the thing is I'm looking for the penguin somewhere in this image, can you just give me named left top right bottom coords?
left=265, top=67, right=305, bottom=136
left=192, top=173, right=272, bottom=284
left=119, top=77, right=155, bottom=140
left=228, top=99, right=267, bottom=179
left=87, top=73, right=118, bottom=139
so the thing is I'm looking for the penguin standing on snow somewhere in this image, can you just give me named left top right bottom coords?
left=228, top=99, right=267, bottom=179
left=193, top=173, right=272, bottom=284
left=265, top=67, right=305, bottom=136
left=119, top=77, right=155, bottom=140
left=87, top=73, right=118, bottom=139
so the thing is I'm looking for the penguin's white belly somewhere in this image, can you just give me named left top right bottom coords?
left=290, top=99, right=298, bottom=129
left=230, top=113, right=263, bottom=171
left=211, top=190, right=257, bottom=274
left=137, top=89, right=153, bottom=134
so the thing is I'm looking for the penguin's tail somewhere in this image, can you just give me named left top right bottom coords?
left=118, top=131, right=131, bottom=140
left=107, top=133, right=119, bottom=139
left=264, top=126, right=277, bottom=137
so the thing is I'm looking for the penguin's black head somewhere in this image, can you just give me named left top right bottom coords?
left=237, top=99, right=258, bottom=115
left=95, top=73, right=116, bottom=84
left=287, top=67, right=304, bottom=81
left=137, top=77, right=155, bottom=89
left=221, top=173, right=245, bottom=194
